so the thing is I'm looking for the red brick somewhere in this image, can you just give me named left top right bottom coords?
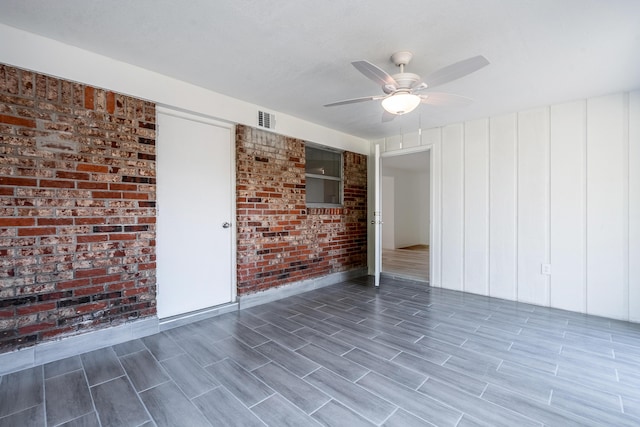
left=16, top=302, right=56, bottom=315
left=0, top=217, right=35, bottom=226
left=18, top=227, right=56, bottom=236
left=92, top=191, right=122, bottom=199
left=0, top=177, right=37, bottom=187
left=84, top=86, right=94, bottom=109
left=19, top=322, right=56, bottom=335
left=0, top=114, right=36, bottom=128
left=58, top=278, right=91, bottom=290
left=77, top=235, right=108, bottom=243
left=77, top=182, right=108, bottom=190
left=56, top=171, right=90, bottom=181
left=76, top=268, right=107, bottom=278
left=40, top=179, right=75, bottom=188
left=74, top=285, right=105, bottom=296
left=37, top=218, right=73, bottom=226
left=77, top=164, right=108, bottom=173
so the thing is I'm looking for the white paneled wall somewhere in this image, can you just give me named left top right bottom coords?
left=377, top=90, right=640, bottom=321
left=549, top=101, right=586, bottom=313
left=464, top=119, right=490, bottom=296
left=488, top=114, right=518, bottom=301
left=441, top=125, right=465, bottom=291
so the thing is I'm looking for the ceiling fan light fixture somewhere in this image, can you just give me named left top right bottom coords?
left=381, top=93, right=421, bottom=115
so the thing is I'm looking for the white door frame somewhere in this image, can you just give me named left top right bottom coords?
left=376, top=144, right=434, bottom=285
left=156, top=106, right=237, bottom=318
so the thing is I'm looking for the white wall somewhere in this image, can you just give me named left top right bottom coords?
left=0, top=24, right=369, bottom=154
left=375, top=91, right=640, bottom=322
left=381, top=163, right=430, bottom=249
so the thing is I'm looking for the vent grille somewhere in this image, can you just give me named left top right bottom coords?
left=258, top=111, right=275, bottom=129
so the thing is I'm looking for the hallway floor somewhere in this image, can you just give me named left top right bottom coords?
left=1, top=276, right=639, bottom=426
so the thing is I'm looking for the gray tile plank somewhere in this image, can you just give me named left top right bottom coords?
left=80, top=348, right=125, bottom=386
left=344, top=348, right=426, bottom=390
left=333, top=330, right=401, bottom=360
left=193, top=387, right=265, bottom=427
left=91, top=376, right=149, bottom=427
left=375, top=333, right=450, bottom=364
left=212, top=337, right=270, bottom=371
left=255, top=322, right=309, bottom=350
left=112, top=339, right=146, bottom=357
left=382, top=409, right=433, bottom=427
left=218, top=321, right=270, bottom=347
left=139, top=381, right=211, bottom=427
left=297, top=343, right=369, bottom=382
left=252, top=393, right=322, bottom=427
left=0, top=366, right=43, bottom=418
left=58, top=411, right=101, bottom=427
left=0, top=404, right=43, bottom=427
left=254, top=340, right=320, bottom=377
left=360, top=319, right=425, bottom=342
left=44, top=356, right=82, bottom=379
left=549, top=388, right=639, bottom=427
left=173, top=334, right=226, bottom=366
left=305, top=368, right=397, bottom=425
left=418, top=378, right=541, bottom=427
left=252, top=362, right=330, bottom=414
left=141, top=332, right=185, bottom=361
left=622, top=396, right=640, bottom=419
left=119, top=349, right=169, bottom=392
left=288, top=314, right=343, bottom=335
left=323, top=315, right=379, bottom=338
left=160, top=354, right=220, bottom=399
left=205, top=358, right=274, bottom=406
left=45, top=370, right=93, bottom=426
left=357, top=372, right=462, bottom=427
left=481, top=384, right=600, bottom=427
left=383, top=409, right=432, bottom=427
left=392, top=351, right=487, bottom=396
left=294, top=327, right=354, bottom=355
left=312, top=400, right=376, bottom=427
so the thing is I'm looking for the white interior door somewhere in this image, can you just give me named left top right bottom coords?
left=156, top=108, right=235, bottom=319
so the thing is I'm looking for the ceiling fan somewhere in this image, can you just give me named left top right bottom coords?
left=324, top=51, right=489, bottom=122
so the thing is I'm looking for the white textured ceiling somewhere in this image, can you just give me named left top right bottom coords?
left=0, top=0, right=639, bottom=139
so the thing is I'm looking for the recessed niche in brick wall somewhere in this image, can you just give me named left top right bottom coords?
left=0, top=64, right=157, bottom=353
left=236, top=125, right=367, bottom=295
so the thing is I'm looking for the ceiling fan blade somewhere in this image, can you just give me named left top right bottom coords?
left=324, top=95, right=383, bottom=107
left=352, top=60, right=398, bottom=90
left=423, top=55, right=489, bottom=89
left=382, top=110, right=396, bottom=122
left=420, top=92, right=473, bottom=107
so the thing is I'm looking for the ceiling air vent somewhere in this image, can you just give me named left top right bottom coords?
left=258, top=110, right=275, bottom=130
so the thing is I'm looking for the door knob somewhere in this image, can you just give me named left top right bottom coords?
left=222, top=222, right=231, bottom=229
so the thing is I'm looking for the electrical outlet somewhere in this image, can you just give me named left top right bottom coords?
left=541, top=263, right=552, bottom=275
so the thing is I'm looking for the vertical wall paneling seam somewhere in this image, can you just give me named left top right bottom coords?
left=584, top=100, right=589, bottom=314
left=439, top=135, right=444, bottom=288
left=623, top=92, right=630, bottom=320
left=461, top=124, right=466, bottom=292
left=546, top=106, right=552, bottom=306
left=514, top=114, right=519, bottom=301
left=486, top=118, right=491, bottom=296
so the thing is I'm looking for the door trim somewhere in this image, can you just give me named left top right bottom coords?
left=156, top=106, right=237, bottom=317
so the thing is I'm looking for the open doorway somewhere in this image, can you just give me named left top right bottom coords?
left=381, top=149, right=430, bottom=283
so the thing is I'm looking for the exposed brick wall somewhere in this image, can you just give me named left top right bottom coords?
left=0, top=64, right=156, bottom=353
left=236, top=125, right=367, bottom=295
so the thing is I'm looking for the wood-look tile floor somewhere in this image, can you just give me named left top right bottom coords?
left=1, top=276, right=640, bottom=426
left=383, top=247, right=429, bottom=282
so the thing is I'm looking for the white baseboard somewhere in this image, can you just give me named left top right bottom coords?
left=0, top=317, right=159, bottom=376
left=238, top=268, right=368, bottom=309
